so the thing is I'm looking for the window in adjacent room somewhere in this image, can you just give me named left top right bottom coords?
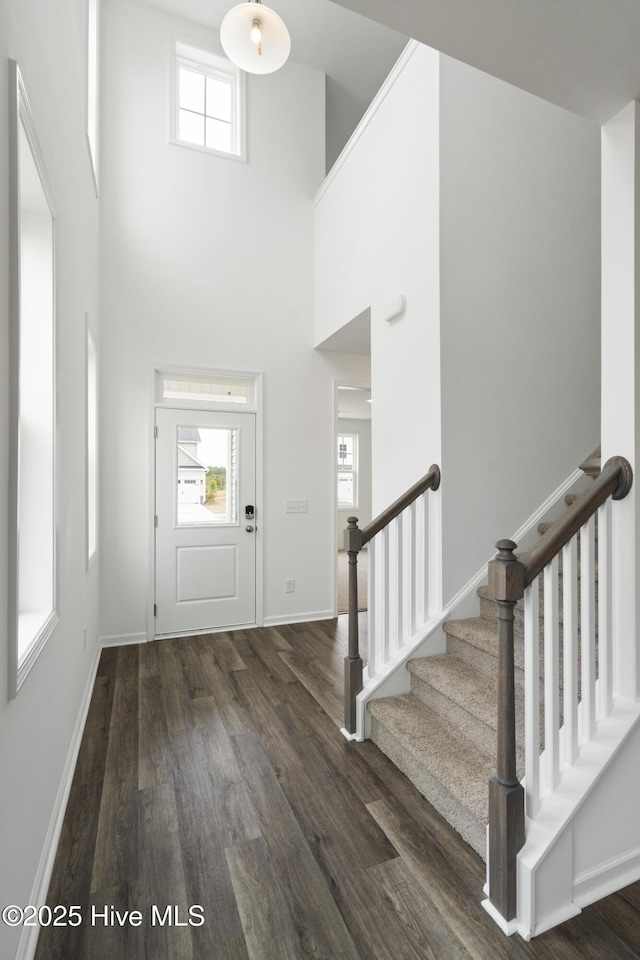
left=173, top=41, right=245, bottom=160
left=9, top=62, right=59, bottom=695
left=337, top=434, right=358, bottom=508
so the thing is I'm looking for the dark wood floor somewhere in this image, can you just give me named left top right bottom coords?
left=35, top=617, right=640, bottom=959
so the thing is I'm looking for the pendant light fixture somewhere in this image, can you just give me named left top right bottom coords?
left=220, top=0, right=291, bottom=75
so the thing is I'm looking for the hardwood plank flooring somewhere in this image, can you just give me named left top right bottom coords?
left=35, top=618, right=640, bottom=959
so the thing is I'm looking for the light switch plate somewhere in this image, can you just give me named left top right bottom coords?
left=285, top=500, right=307, bottom=514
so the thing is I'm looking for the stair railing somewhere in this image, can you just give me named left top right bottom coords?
left=343, top=464, right=440, bottom=738
left=487, top=456, right=633, bottom=927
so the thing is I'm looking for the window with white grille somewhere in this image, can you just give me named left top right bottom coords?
left=337, top=434, right=358, bottom=508
left=173, top=41, right=245, bottom=160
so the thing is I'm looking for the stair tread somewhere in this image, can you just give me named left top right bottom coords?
left=444, top=616, right=500, bottom=653
left=368, top=694, right=492, bottom=825
left=444, top=615, right=526, bottom=670
left=408, top=655, right=498, bottom=728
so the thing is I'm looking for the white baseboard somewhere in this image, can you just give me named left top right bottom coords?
left=263, top=610, right=334, bottom=627
left=99, top=631, right=147, bottom=647
left=16, top=645, right=102, bottom=960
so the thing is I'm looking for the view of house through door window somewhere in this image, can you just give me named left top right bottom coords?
left=176, top=425, right=238, bottom=526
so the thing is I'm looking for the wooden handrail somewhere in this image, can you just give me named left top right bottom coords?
left=487, top=453, right=632, bottom=926
left=362, top=464, right=441, bottom=545
left=521, top=456, right=632, bottom=586
left=341, top=463, right=441, bottom=737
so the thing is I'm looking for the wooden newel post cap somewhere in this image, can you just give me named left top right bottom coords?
left=344, top=518, right=363, bottom=553
left=488, top=539, right=525, bottom=603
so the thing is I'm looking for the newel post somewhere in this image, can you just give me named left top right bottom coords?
left=343, top=517, right=364, bottom=736
left=488, top=539, right=525, bottom=923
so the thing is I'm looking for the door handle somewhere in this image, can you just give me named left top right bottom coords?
left=245, top=525, right=255, bottom=533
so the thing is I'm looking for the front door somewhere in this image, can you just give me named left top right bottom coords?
left=155, top=407, right=256, bottom=636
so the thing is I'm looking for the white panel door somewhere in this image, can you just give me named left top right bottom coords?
left=155, top=407, right=256, bottom=635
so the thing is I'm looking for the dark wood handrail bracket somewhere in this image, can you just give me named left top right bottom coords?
left=341, top=464, right=441, bottom=737
left=487, top=455, right=632, bottom=925
left=521, top=456, right=633, bottom=586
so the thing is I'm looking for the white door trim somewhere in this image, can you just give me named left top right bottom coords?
left=147, top=363, right=264, bottom=641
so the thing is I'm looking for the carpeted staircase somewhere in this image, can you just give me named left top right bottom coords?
left=368, top=452, right=600, bottom=860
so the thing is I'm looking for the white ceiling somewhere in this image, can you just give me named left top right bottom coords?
left=331, top=0, right=640, bottom=124
left=337, top=386, right=371, bottom=420
left=135, top=0, right=407, bottom=165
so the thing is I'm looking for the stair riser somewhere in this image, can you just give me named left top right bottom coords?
left=409, top=673, right=526, bottom=773
left=446, top=634, right=525, bottom=687
left=369, top=715, right=487, bottom=859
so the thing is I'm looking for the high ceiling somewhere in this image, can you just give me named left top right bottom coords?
left=331, top=0, right=640, bottom=124
left=135, top=0, right=408, bottom=166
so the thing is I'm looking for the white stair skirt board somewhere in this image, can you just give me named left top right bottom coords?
left=515, top=697, right=640, bottom=939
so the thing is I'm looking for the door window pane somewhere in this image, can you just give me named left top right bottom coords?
left=176, top=426, right=238, bottom=525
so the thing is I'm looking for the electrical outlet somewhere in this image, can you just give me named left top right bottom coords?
left=285, top=579, right=295, bottom=593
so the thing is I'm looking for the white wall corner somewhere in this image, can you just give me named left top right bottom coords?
left=601, top=99, right=640, bottom=702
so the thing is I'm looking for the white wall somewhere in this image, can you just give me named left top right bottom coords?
left=439, top=56, right=601, bottom=600
left=100, top=0, right=369, bottom=638
left=314, top=44, right=443, bottom=513
left=337, top=418, right=372, bottom=548
left=0, top=2, right=101, bottom=957
left=601, top=102, right=640, bottom=702
left=315, top=43, right=600, bottom=606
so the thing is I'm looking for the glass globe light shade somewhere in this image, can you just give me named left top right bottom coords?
left=220, top=2, right=291, bottom=75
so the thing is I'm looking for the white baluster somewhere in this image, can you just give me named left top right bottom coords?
left=580, top=515, right=596, bottom=740
left=524, top=580, right=540, bottom=818
left=544, top=557, right=560, bottom=791
left=562, top=536, right=578, bottom=765
left=395, top=514, right=404, bottom=652
left=409, top=500, right=417, bottom=636
left=367, top=537, right=377, bottom=680
left=423, top=490, right=430, bottom=621
left=598, top=500, right=613, bottom=717
left=382, top=525, right=390, bottom=667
